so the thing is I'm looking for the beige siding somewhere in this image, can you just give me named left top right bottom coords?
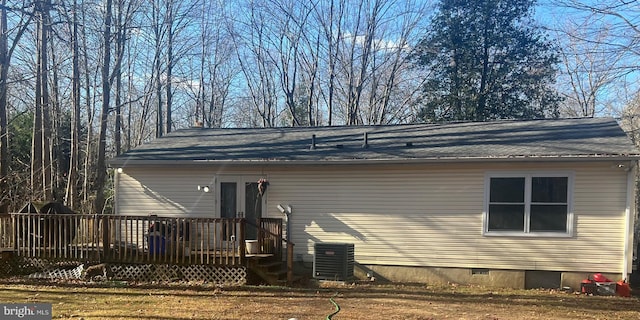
left=116, top=161, right=631, bottom=274
left=265, top=162, right=629, bottom=274
left=116, top=168, right=217, bottom=217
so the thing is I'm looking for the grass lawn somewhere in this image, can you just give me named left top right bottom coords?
left=0, top=279, right=638, bottom=319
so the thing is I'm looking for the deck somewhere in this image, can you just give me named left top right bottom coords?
left=0, top=213, right=293, bottom=284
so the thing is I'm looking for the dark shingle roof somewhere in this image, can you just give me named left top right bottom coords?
left=109, top=117, right=640, bottom=166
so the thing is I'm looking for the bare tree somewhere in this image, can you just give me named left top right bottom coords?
left=0, top=0, right=32, bottom=211
left=187, top=0, right=235, bottom=128
left=267, top=0, right=319, bottom=126
left=314, top=0, right=345, bottom=126
left=61, top=0, right=82, bottom=209
left=344, top=0, right=383, bottom=125
left=229, top=2, right=279, bottom=127
left=553, top=0, right=640, bottom=117
left=366, top=0, right=427, bottom=124
left=113, top=0, right=140, bottom=155
left=0, top=0, right=435, bottom=213
left=556, top=24, right=625, bottom=117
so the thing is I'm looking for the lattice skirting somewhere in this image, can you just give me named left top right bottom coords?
left=0, top=256, right=84, bottom=277
left=109, top=264, right=247, bottom=285
left=0, top=255, right=246, bottom=285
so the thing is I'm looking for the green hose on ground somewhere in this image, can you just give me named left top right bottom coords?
left=326, top=292, right=340, bottom=320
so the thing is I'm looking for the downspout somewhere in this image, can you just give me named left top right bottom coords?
left=114, top=168, right=122, bottom=214
left=277, top=204, right=293, bottom=243
left=623, top=162, right=636, bottom=280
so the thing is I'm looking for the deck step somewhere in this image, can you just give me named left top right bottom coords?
left=248, top=260, right=304, bottom=286
left=258, top=261, right=283, bottom=269
left=266, top=269, right=287, bottom=278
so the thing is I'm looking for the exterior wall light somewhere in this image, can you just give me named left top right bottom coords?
left=197, top=185, right=210, bottom=193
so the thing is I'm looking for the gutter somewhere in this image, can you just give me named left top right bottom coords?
left=108, top=155, right=640, bottom=167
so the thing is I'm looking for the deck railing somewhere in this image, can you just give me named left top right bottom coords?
left=0, top=213, right=286, bottom=267
left=255, top=218, right=283, bottom=260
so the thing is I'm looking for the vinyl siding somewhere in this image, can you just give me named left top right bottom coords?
left=265, top=162, right=629, bottom=273
left=115, top=161, right=631, bottom=273
left=116, top=168, right=217, bottom=217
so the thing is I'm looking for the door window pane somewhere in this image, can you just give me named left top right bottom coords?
left=245, top=182, right=261, bottom=239
left=220, top=182, right=237, bottom=240
left=220, top=182, right=237, bottom=219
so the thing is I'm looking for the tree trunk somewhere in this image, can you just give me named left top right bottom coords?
left=81, top=5, right=93, bottom=211
left=114, top=0, right=124, bottom=155
left=49, top=28, right=62, bottom=200
left=65, top=0, right=81, bottom=210
left=165, top=0, right=173, bottom=134
left=94, top=0, right=113, bottom=214
left=32, top=0, right=52, bottom=201
left=153, top=2, right=163, bottom=138
left=0, top=0, right=8, bottom=212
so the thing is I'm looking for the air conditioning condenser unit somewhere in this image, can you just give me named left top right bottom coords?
left=313, top=242, right=354, bottom=281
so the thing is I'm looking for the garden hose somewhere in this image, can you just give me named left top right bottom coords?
left=326, top=292, right=340, bottom=320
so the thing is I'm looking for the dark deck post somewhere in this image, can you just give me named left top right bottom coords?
left=287, top=242, right=294, bottom=285
left=257, top=218, right=263, bottom=253
left=11, top=214, right=17, bottom=252
left=239, top=218, right=245, bottom=265
left=102, top=215, right=110, bottom=260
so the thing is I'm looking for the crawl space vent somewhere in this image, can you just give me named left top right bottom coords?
left=313, top=243, right=354, bottom=281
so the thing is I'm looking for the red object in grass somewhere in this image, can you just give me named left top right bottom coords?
left=592, top=273, right=612, bottom=282
left=616, top=280, right=631, bottom=297
left=581, top=279, right=595, bottom=294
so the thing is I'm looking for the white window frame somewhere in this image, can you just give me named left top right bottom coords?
left=483, top=171, right=574, bottom=237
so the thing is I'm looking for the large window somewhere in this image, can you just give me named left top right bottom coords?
left=485, top=173, right=572, bottom=236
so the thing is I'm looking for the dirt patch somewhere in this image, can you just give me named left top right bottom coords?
left=0, top=279, right=638, bottom=319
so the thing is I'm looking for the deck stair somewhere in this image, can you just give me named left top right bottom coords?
left=247, top=255, right=301, bottom=285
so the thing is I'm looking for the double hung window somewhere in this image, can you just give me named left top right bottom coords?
left=485, top=173, right=573, bottom=236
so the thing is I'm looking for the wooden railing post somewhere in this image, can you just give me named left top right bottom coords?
left=102, top=215, right=110, bottom=260
left=287, top=242, right=294, bottom=285
left=239, top=218, right=245, bottom=265
left=11, top=214, right=17, bottom=252
left=257, top=218, right=263, bottom=253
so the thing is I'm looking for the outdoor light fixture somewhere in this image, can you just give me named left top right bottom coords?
left=277, top=204, right=292, bottom=214
left=116, top=168, right=123, bottom=173
left=613, top=163, right=632, bottom=172
left=197, top=185, right=210, bottom=193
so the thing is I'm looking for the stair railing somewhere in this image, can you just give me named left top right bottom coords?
left=247, top=218, right=295, bottom=285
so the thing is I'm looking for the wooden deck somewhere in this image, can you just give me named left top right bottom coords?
left=0, top=213, right=284, bottom=267
left=0, top=213, right=298, bottom=284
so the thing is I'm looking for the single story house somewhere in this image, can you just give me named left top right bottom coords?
left=108, top=117, right=640, bottom=289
